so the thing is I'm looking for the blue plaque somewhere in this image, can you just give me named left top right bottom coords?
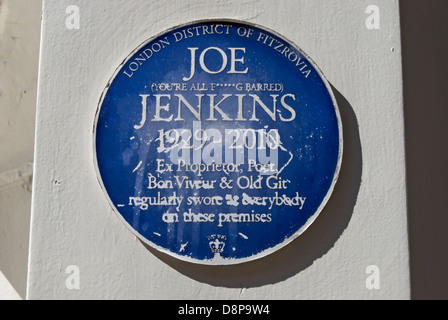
left=94, top=20, right=342, bottom=265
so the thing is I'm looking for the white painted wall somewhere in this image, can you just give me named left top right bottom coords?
left=27, top=0, right=410, bottom=299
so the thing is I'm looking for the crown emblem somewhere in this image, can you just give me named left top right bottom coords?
left=208, top=235, right=227, bottom=256
left=209, top=239, right=225, bottom=254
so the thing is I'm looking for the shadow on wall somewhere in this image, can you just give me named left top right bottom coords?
left=145, top=86, right=362, bottom=288
left=400, top=0, right=448, bottom=300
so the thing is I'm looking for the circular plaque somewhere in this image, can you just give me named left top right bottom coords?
left=94, top=20, right=343, bottom=265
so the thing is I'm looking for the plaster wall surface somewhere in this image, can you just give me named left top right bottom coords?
left=27, top=0, right=409, bottom=299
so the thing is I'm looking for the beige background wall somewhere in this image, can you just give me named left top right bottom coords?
left=0, top=0, right=41, bottom=299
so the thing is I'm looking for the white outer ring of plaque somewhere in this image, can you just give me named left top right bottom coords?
left=93, top=19, right=344, bottom=266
